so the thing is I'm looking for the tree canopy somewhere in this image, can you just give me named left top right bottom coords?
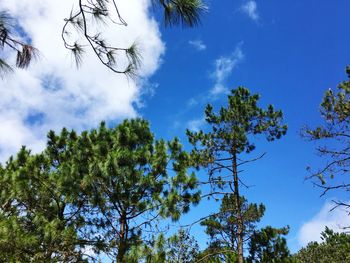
left=294, top=227, right=350, bottom=263
left=1, top=85, right=349, bottom=262
left=0, top=1, right=349, bottom=262
left=248, top=226, right=292, bottom=263
left=0, top=118, right=200, bottom=262
left=201, top=195, right=265, bottom=253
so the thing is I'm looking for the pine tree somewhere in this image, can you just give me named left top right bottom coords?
left=200, top=194, right=265, bottom=262
left=247, top=226, right=291, bottom=263
left=295, top=227, right=350, bottom=263
left=77, top=119, right=200, bottom=261
left=166, top=229, right=199, bottom=263
left=0, top=145, right=87, bottom=261
left=303, top=66, right=350, bottom=211
left=187, top=87, right=287, bottom=263
left=0, top=118, right=200, bottom=262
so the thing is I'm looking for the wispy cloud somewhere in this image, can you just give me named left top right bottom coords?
left=187, top=117, right=205, bottom=132
left=241, top=1, right=259, bottom=21
left=210, top=44, right=244, bottom=95
left=187, top=97, right=199, bottom=107
left=172, top=43, right=244, bottom=135
left=0, top=0, right=165, bottom=162
left=189, top=40, right=207, bottom=51
left=298, top=200, right=350, bottom=247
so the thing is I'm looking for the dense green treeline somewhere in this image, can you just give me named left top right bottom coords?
left=0, top=68, right=350, bottom=262
left=0, top=119, right=200, bottom=261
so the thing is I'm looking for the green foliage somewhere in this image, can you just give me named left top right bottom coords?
left=187, top=87, right=287, bottom=165
left=247, top=226, right=292, bottom=263
left=77, top=119, right=200, bottom=260
left=320, top=67, right=350, bottom=123
left=159, top=0, right=207, bottom=27
left=187, top=87, right=287, bottom=193
left=294, top=227, right=350, bottom=263
left=165, top=229, right=199, bottom=263
left=303, top=66, right=350, bottom=209
left=141, top=229, right=199, bottom=263
left=196, top=246, right=237, bottom=263
left=0, top=118, right=200, bottom=262
left=197, top=224, right=293, bottom=263
left=0, top=11, right=38, bottom=75
left=187, top=87, right=287, bottom=263
left=0, top=146, right=87, bottom=262
left=201, top=195, right=265, bottom=252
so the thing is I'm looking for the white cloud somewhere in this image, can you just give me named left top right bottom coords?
left=178, top=44, right=244, bottom=136
left=187, top=97, right=199, bottom=107
left=189, top=40, right=207, bottom=51
left=241, top=1, right=259, bottom=21
left=187, top=118, right=205, bottom=132
left=211, top=83, right=228, bottom=96
left=210, top=44, right=244, bottom=95
left=298, top=200, right=350, bottom=247
left=0, top=0, right=165, bottom=161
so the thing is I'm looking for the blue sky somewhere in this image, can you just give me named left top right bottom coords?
left=143, top=0, right=350, bottom=252
left=1, top=0, right=350, bottom=255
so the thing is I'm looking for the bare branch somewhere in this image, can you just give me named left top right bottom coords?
left=237, top=152, right=266, bottom=167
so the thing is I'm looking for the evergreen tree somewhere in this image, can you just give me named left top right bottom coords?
left=0, top=145, right=88, bottom=261
left=247, top=226, right=292, bottom=263
left=77, top=119, right=200, bottom=261
left=303, top=66, right=350, bottom=211
left=0, top=118, right=200, bottom=262
left=187, top=87, right=287, bottom=263
left=166, top=229, right=199, bottom=263
left=196, top=246, right=237, bottom=263
left=200, top=194, right=265, bottom=261
left=294, top=227, right=350, bottom=263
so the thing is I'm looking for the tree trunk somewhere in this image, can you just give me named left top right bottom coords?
left=232, top=150, right=244, bottom=263
left=117, top=212, right=127, bottom=263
